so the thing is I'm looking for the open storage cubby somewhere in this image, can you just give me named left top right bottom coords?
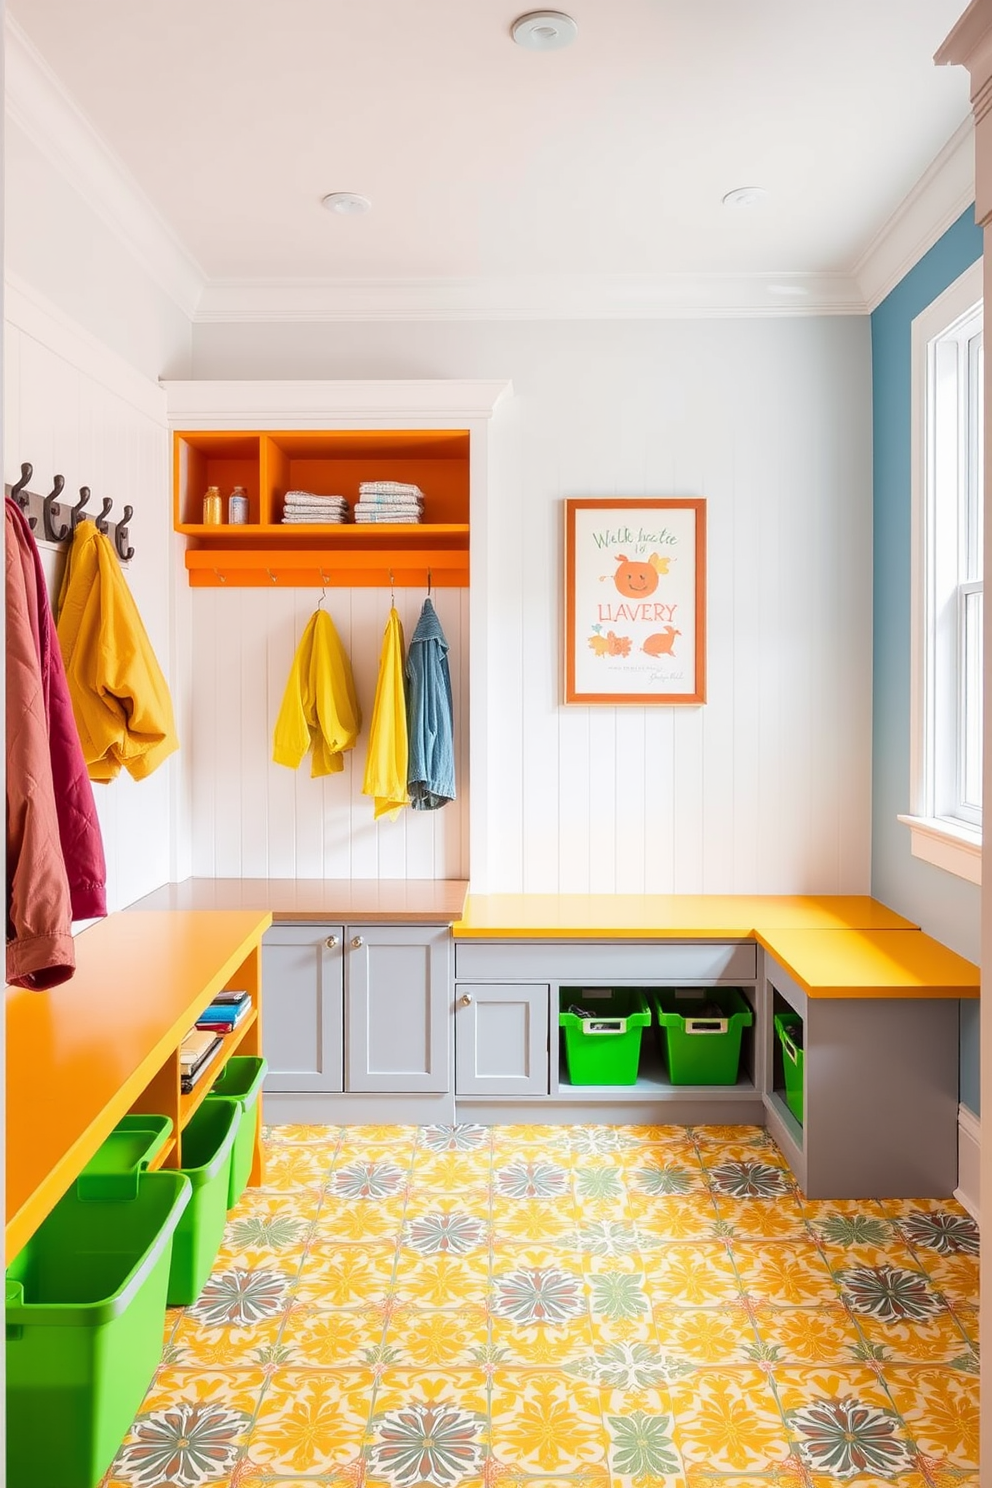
left=173, top=427, right=471, bottom=588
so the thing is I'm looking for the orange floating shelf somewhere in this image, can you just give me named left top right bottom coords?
left=174, top=427, right=471, bottom=587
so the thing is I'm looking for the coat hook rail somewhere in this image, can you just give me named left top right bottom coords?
left=5, top=462, right=136, bottom=559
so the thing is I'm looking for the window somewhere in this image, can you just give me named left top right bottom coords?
left=901, top=260, right=983, bottom=884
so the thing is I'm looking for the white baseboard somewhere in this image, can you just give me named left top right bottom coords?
left=955, top=1103, right=980, bottom=1222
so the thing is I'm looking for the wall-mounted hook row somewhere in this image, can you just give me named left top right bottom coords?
left=4, top=461, right=136, bottom=561
left=184, top=550, right=467, bottom=588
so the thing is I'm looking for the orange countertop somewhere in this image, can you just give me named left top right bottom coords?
left=132, top=877, right=469, bottom=924
left=452, top=893, right=917, bottom=939
left=6, top=909, right=271, bottom=1261
left=758, top=928, right=980, bottom=1001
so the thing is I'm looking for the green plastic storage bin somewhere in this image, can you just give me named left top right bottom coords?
left=206, top=1055, right=268, bottom=1208
left=6, top=1147, right=190, bottom=1488
left=168, top=1099, right=241, bottom=1306
left=653, top=987, right=753, bottom=1085
left=775, top=1011, right=805, bottom=1125
left=559, top=989, right=651, bottom=1085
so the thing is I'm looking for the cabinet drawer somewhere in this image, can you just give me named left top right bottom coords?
left=455, top=941, right=756, bottom=984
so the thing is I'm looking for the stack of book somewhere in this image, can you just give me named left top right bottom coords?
left=180, top=1029, right=222, bottom=1094
left=195, top=989, right=252, bottom=1034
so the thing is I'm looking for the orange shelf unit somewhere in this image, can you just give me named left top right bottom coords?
left=174, top=427, right=471, bottom=586
left=5, top=909, right=271, bottom=1262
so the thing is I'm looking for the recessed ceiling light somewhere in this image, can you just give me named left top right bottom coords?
left=722, top=186, right=767, bottom=209
left=511, top=11, right=578, bottom=49
left=321, top=192, right=371, bottom=215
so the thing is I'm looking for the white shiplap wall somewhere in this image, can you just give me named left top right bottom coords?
left=192, top=315, right=874, bottom=894
left=185, top=584, right=469, bottom=879
left=4, top=281, right=177, bottom=911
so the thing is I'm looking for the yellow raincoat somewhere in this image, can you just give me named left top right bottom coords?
left=273, top=608, right=361, bottom=776
left=56, top=521, right=178, bottom=782
left=362, top=607, right=410, bottom=819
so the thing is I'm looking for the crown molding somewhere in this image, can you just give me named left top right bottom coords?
left=4, top=15, right=206, bottom=319
left=193, top=272, right=865, bottom=323
left=853, top=117, right=976, bottom=313
left=160, top=378, right=513, bottom=425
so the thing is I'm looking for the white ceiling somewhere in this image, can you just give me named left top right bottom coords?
left=7, top=0, right=975, bottom=306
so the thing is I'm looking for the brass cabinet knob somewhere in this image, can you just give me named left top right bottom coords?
left=324, top=935, right=339, bottom=950
left=460, top=993, right=472, bottom=1006
left=351, top=935, right=364, bottom=949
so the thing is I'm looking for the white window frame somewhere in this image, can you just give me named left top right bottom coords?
left=900, top=259, right=983, bottom=885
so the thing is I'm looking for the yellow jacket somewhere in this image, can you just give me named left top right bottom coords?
left=273, top=608, right=361, bottom=776
left=56, top=521, right=178, bottom=783
left=362, top=607, right=409, bottom=819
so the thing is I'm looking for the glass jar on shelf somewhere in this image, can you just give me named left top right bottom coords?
left=202, top=486, right=222, bottom=525
left=228, top=486, right=249, bottom=525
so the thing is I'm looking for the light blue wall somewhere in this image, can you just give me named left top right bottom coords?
left=871, top=207, right=983, bottom=1114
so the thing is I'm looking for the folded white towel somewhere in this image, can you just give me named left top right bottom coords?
left=359, top=480, right=423, bottom=495
left=283, top=504, right=349, bottom=516
left=355, top=512, right=422, bottom=524
left=281, top=513, right=349, bottom=524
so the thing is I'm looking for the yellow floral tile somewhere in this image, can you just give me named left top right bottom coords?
left=627, top=1193, right=721, bottom=1240
left=401, top=1188, right=492, bottom=1222
left=409, top=1149, right=493, bottom=1191
left=246, top=1368, right=374, bottom=1476
left=951, top=1302, right=980, bottom=1343
left=624, top=1155, right=710, bottom=1193
left=772, top=1364, right=902, bottom=1416
left=256, top=1145, right=335, bottom=1191
left=918, top=1252, right=981, bottom=1306
left=392, top=1250, right=491, bottom=1307
left=751, top=1304, right=865, bottom=1364
left=372, top=1367, right=490, bottom=1415
left=381, top=1303, right=490, bottom=1366
left=854, top=1309, right=975, bottom=1363
left=491, top=1198, right=579, bottom=1240
left=805, top=1477, right=931, bottom=1488
left=490, top=1371, right=610, bottom=1474
left=336, top=1123, right=420, bottom=1151
left=642, top=1242, right=742, bottom=1307
left=311, top=1196, right=407, bottom=1242
left=133, top=1366, right=268, bottom=1418
left=711, top=1195, right=809, bottom=1241
left=882, top=1366, right=980, bottom=1470
left=689, top=1124, right=767, bottom=1145
left=262, top=1122, right=343, bottom=1147
left=733, top=1243, right=840, bottom=1307
left=668, top=1366, right=792, bottom=1472
left=167, top=1312, right=285, bottom=1369
left=653, top=1304, right=759, bottom=1364
left=292, top=1244, right=398, bottom=1307
left=816, top=1239, right=928, bottom=1275
left=275, top=1302, right=383, bottom=1368
left=491, top=1313, right=593, bottom=1365
left=878, top=1194, right=972, bottom=1220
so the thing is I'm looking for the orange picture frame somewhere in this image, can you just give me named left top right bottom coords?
left=564, top=497, right=706, bottom=705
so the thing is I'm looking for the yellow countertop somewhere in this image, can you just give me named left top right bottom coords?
left=452, top=893, right=917, bottom=939
left=132, top=877, right=470, bottom=924
left=6, top=909, right=272, bottom=1261
left=758, top=928, right=980, bottom=1000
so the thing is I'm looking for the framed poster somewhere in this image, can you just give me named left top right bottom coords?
left=564, top=498, right=706, bottom=704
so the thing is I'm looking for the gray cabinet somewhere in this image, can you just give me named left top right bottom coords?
left=261, top=924, right=344, bottom=1092
left=455, top=983, right=550, bottom=1096
left=346, top=925, right=451, bottom=1093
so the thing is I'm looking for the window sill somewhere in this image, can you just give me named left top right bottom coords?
left=897, top=814, right=982, bottom=885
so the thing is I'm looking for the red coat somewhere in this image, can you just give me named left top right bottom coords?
left=6, top=500, right=107, bottom=988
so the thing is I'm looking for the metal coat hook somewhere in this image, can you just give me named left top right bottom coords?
left=427, top=567, right=432, bottom=598
left=95, top=497, right=113, bottom=535
left=267, top=568, right=278, bottom=584
left=114, top=505, right=134, bottom=561
left=317, top=570, right=330, bottom=608
left=214, top=569, right=227, bottom=584
left=389, top=569, right=395, bottom=605
left=9, top=463, right=37, bottom=529
left=70, top=486, right=92, bottom=532
left=43, top=475, right=69, bottom=542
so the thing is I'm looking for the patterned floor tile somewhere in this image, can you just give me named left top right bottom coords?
left=381, top=1303, right=491, bottom=1367
left=292, top=1245, right=399, bottom=1307
left=262, top=1122, right=345, bottom=1147
left=668, top=1366, right=794, bottom=1473
left=490, top=1371, right=611, bottom=1475
left=392, top=1249, right=492, bottom=1307
left=654, top=1303, right=761, bottom=1364
left=257, top=1145, right=336, bottom=1191
left=491, top=1198, right=577, bottom=1244
left=916, top=1251, right=981, bottom=1307
left=627, top=1192, right=722, bottom=1240
left=853, top=1309, right=976, bottom=1364
left=750, top=1303, right=866, bottom=1364
left=710, top=1194, right=809, bottom=1241
left=881, top=1365, right=981, bottom=1470
left=643, top=1241, right=743, bottom=1307
left=733, top=1241, right=844, bottom=1307
left=104, top=1369, right=267, bottom=1487
left=311, top=1195, right=407, bottom=1242
left=275, top=1302, right=386, bottom=1367
left=245, top=1368, right=376, bottom=1476
left=409, top=1149, right=494, bottom=1192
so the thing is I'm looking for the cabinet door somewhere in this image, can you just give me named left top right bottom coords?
left=261, top=925, right=344, bottom=1092
left=345, top=925, right=451, bottom=1093
left=455, top=984, right=550, bottom=1096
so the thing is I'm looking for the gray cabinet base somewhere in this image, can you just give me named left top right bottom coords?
left=265, top=1090, right=456, bottom=1125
